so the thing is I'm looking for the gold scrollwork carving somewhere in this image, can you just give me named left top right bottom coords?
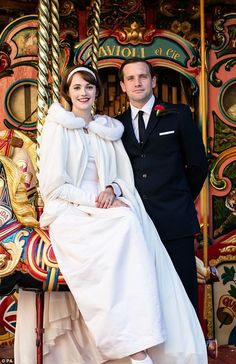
left=219, top=246, right=236, bottom=254
left=220, top=235, right=236, bottom=245
left=210, top=147, right=236, bottom=190
left=120, top=22, right=146, bottom=43
left=114, top=22, right=156, bottom=44
left=60, top=0, right=75, bottom=16
left=209, top=254, right=236, bottom=267
left=0, top=230, right=29, bottom=277
left=160, top=0, right=199, bottom=19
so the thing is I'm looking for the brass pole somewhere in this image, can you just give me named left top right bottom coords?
left=200, top=0, right=208, bottom=267
left=50, top=0, right=60, bottom=103
left=90, top=0, right=102, bottom=114
left=200, top=0, right=210, bottom=328
left=37, top=0, right=50, bottom=200
left=91, top=0, right=101, bottom=71
left=35, top=3, right=51, bottom=363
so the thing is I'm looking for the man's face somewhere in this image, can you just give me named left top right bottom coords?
left=120, top=62, right=156, bottom=108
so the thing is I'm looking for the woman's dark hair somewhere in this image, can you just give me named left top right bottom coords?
left=118, top=58, right=156, bottom=81
left=60, top=64, right=102, bottom=107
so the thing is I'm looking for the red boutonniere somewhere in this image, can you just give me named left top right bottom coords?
left=154, top=104, right=178, bottom=117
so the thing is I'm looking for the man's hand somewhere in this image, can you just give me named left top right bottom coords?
left=96, top=186, right=116, bottom=208
left=110, top=199, right=129, bottom=208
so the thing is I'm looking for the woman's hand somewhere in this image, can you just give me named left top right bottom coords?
left=96, top=186, right=116, bottom=208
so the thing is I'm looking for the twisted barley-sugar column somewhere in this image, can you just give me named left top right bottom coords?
left=51, top=0, right=60, bottom=103
left=36, top=0, right=50, bottom=207
left=90, top=0, right=101, bottom=71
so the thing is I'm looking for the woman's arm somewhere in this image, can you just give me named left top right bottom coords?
left=39, top=121, right=96, bottom=206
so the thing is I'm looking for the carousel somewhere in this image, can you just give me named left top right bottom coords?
left=0, top=0, right=235, bottom=363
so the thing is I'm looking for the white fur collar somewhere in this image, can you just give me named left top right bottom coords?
left=46, top=102, right=124, bottom=141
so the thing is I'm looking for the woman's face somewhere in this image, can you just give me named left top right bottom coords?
left=68, top=72, right=96, bottom=114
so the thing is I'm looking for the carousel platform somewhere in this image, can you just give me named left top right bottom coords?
left=208, top=345, right=236, bottom=363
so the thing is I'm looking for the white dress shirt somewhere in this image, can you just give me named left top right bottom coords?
left=130, top=95, right=155, bottom=142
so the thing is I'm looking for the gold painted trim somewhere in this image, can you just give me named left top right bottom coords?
left=205, top=284, right=214, bottom=338
left=210, top=147, right=236, bottom=190
left=209, top=254, right=236, bottom=267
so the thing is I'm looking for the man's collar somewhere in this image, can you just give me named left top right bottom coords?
left=131, top=95, right=155, bottom=119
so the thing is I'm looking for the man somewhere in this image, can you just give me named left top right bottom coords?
left=116, top=58, right=208, bottom=312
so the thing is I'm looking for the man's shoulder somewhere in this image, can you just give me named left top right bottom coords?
left=162, top=101, right=190, bottom=113
left=114, top=108, right=131, bottom=123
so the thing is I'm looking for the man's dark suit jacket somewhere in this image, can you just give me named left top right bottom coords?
left=117, top=99, right=208, bottom=241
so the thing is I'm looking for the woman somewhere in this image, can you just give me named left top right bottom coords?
left=15, top=65, right=207, bottom=364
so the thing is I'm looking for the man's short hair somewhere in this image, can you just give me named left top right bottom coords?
left=118, top=58, right=156, bottom=81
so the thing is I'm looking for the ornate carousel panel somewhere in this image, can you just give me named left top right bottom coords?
left=0, top=1, right=236, bottom=363
left=206, top=9, right=236, bottom=347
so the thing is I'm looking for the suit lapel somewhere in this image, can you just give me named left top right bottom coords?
left=142, top=98, right=162, bottom=146
left=143, top=109, right=159, bottom=145
left=122, top=108, right=140, bottom=147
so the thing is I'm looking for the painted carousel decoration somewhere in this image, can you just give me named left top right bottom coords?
left=204, top=8, right=236, bottom=347
left=0, top=152, right=66, bottom=293
left=0, top=14, right=38, bottom=132
left=0, top=293, right=17, bottom=357
left=0, top=42, right=12, bottom=79
left=0, top=0, right=62, bottom=361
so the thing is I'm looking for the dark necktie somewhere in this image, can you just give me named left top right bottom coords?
left=138, top=110, right=145, bottom=145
